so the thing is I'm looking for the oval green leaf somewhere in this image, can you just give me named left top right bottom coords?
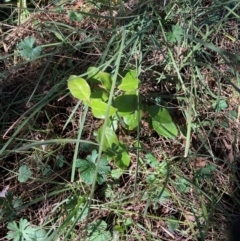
left=114, top=142, right=130, bottom=169
left=97, top=126, right=119, bottom=151
left=115, top=150, right=130, bottom=169
left=118, top=70, right=139, bottom=91
left=114, top=92, right=138, bottom=117
left=99, top=72, right=112, bottom=91
left=68, top=76, right=91, bottom=105
left=90, top=88, right=109, bottom=102
left=87, top=66, right=101, bottom=84
left=152, top=120, right=178, bottom=138
left=91, top=99, right=117, bottom=119
left=18, top=165, right=32, bottom=183
left=146, top=105, right=172, bottom=123
left=123, top=110, right=142, bottom=130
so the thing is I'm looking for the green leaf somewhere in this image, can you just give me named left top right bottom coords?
left=68, top=11, right=83, bottom=21
left=17, top=36, right=42, bottom=60
left=142, top=187, right=171, bottom=209
left=104, top=184, right=114, bottom=198
left=98, top=72, right=112, bottom=91
left=123, top=110, right=142, bottom=130
left=114, top=92, right=138, bottom=117
left=157, top=161, right=168, bottom=175
left=76, top=150, right=110, bottom=185
left=97, top=126, right=119, bottom=151
left=105, top=115, right=119, bottom=131
left=50, top=29, right=65, bottom=42
left=6, top=218, right=36, bottom=241
left=18, top=165, right=32, bottom=183
left=146, top=105, right=178, bottom=138
left=115, top=149, right=130, bottom=169
left=154, top=188, right=171, bottom=204
left=80, top=142, right=96, bottom=152
left=68, top=76, right=91, bottom=105
left=39, top=164, right=51, bottom=176
left=56, top=155, right=65, bottom=168
left=146, top=105, right=172, bottom=123
left=36, top=229, right=47, bottom=241
left=212, top=99, right=228, bottom=111
left=76, top=206, right=89, bottom=222
left=87, top=220, right=111, bottom=241
left=114, top=143, right=130, bottom=169
left=87, top=66, right=101, bottom=84
left=124, top=218, right=133, bottom=226
left=98, top=158, right=111, bottom=175
left=166, top=24, right=183, bottom=43
left=90, top=99, right=117, bottom=119
left=111, top=169, right=124, bottom=179
left=146, top=174, right=156, bottom=183
left=145, top=153, right=158, bottom=168
left=76, top=159, right=96, bottom=184
left=167, top=217, right=179, bottom=232
left=230, top=110, right=237, bottom=118
left=29, top=229, right=47, bottom=241
left=175, top=177, right=190, bottom=193
left=152, top=120, right=178, bottom=138
left=195, top=164, right=216, bottom=179
left=90, top=89, right=109, bottom=102
left=118, top=70, right=139, bottom=91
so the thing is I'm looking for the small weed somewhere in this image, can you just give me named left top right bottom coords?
left=0, top=193, right=22, bottom=222
left=68, top=68, right=178, bottom=170
left=87, top=220, right=111, bottom=241
left=18, top=165, right=32, bottom=183
left=17, top=36, right=42, bottom=60
left=76, top=149, right=111, bottom=185
left=6, top=218, right=47, bottom=241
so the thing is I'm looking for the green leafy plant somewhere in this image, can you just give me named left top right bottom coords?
left=76, top=149, right=111, bottom=185
left=167, top=217, right=179, bottom=232
left=166, top=24, right=183, bottom=43
left=17, top=36, right=42, bottom=60
left=6, top=218, right=47, bottom=241
left=87, top=220, right=111, bottom=241
left=142, top=155, right=171, bottom=209
left=0, top=192, right=22, bottom=222
left=18, top=165, right=32, bottom=183
left=68, top=11, right=83, bottom=22
left=174, top=177, right=191, bottom=193
left=114, top=218, right=133, bottom=234
left=145, top=153, right=158, bottom=168
left=212, top=99, right=228, bottom=111
left=143, top=187, right=172, bottom=209
left=68, top=68, right=178, bottom=169
left=146, top=105, right=178, bottom=138
left=194, top=164, right=217, bottom=179
left=64, top=196, right=89, bottom=223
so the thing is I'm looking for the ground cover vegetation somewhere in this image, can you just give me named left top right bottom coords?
left=0, top=0, right=240, bottom=240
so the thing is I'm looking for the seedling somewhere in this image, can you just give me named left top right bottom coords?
left=68, top=68, right=178, bottom=169
left=17, top=36, right=42, bottom=60
left=76, top=149, right=111, bottom=185
left=6, top=218, right=47, bottom=241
